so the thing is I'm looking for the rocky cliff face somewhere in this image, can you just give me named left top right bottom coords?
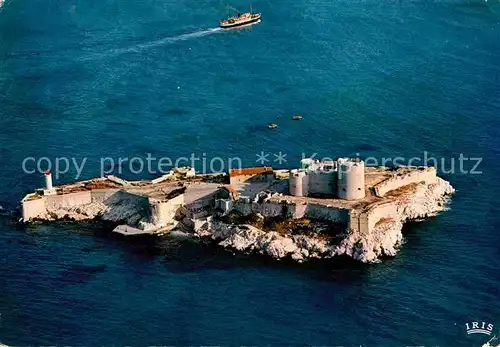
left=191, top=177, right=455, bottom=263
left=193, top=219, right=336, bottom=262
left=336, top=177, right=454, bottom=262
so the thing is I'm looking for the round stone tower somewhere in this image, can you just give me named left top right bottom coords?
left=337, top=159, right=365, bottom=200
left=289, top=169, right=309, bottom=197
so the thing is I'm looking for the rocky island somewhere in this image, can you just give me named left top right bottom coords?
left=20, top=157, right=455, bottom=263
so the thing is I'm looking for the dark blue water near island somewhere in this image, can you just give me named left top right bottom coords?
left=1, top=0, right=500, bottom=345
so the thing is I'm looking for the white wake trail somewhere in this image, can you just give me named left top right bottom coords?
left=81, top=27, right=222, bottom=62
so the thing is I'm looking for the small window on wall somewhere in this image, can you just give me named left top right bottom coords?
left=358, top=188, right=362, bottom=191
left=342, top=188, right=346, bottom=191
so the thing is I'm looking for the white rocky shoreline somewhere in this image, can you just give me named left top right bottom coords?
left=190, top=177, right=454, bottom=263
left=19, top=163, right=455, bottom=264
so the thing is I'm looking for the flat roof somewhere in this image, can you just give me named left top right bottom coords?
left=229, top=166, right=273, bottom=177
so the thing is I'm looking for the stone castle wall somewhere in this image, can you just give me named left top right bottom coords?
left=366, top=201, right=399, bottom=230
left=45, top=191, right=92, bottom=209
left=374, top=168, right=437, bottom=197
left=233, top=200, right=350, bottom=225
left=21, top=189, right=141, bottom=222
left=21, top=196, right=46, bottom=222
left=305, top=203, right=349, bottom=223
left=347, top=201, right=399, bottom=237
left=150, top=194, right=185, bottom=225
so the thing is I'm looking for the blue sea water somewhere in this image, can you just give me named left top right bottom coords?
left=1, top=0, right=500, bottom=345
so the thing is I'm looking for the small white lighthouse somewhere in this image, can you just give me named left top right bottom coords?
left=43, top=170, right=57, bottom=196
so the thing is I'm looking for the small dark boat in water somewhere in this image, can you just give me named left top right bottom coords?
left=292, top=115, right=303, bottom=120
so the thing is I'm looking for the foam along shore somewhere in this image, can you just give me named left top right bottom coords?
left=20, top=160, right=455, bottom=263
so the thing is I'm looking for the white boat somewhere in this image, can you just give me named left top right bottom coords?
left=483, top=335, right=500, bottom=347
left=220, top=8, right=261, bottom=29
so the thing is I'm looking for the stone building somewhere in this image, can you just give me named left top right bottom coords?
left=289, top=158, right=365, bottom=200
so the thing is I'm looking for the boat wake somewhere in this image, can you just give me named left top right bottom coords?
left=80, top=27, right=222, bottom=62
left=483, top=335, right=500, bottom=347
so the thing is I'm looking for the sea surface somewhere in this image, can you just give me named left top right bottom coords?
left=1, top=0, right=500, bottom=345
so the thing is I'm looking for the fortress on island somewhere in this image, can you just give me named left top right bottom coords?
left=20, top=156, right=454, bottom=263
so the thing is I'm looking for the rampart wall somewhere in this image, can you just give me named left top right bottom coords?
left=233, top=200, right=350, bottom=225
left=373, top=168, right=436, bottom=197
left=150, top=194, right=185, bottom=225
left=185, top=193, right=217, bottom=219
left=21, top=196, right=46, bottom=222
left=305, top=204, right=349, bottom=223
left=45, top=191, right=92, bottom=209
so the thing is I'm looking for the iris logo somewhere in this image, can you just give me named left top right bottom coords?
left=465, top=321, right=494, bottom=335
